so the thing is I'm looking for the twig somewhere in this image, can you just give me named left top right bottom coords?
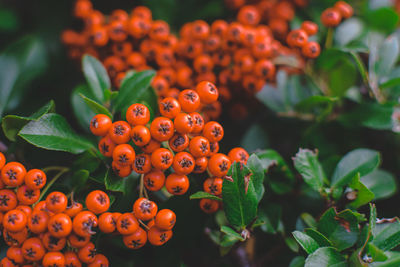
left=138, top=219, right=150, bottom=230
left=36, top=167, right=69, bottom=203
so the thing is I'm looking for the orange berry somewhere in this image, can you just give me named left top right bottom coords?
left=196, top=81, right=219, bottom=104
left=165, top=173, right=189, bottom=195
left=1, top=162, right=26, bottom=187
left=200, top=199, right=219, bottom=213
left=131, top=125, right=151, bottom=146
left=109, top=121, right=131, bottom=144
left=208, top=153, right=231, bottom=177
left=144, top=171, right=165, bottom=191
left=126, top=104, right=150, bottom=126
left=46, top=192, right=68, bottom=213
left=123, top=227, right=147, bottom=249
left=150, top=117, right=175, bottom=142
left=113, top=144, right=136, bottom=166
left=133, top=198, right=158, bottom=221
left=172, top=152, right=195, bottom=175
left=155, top=209, right=176, bottom=230
left=90, top=114, right=112, bottom=136
left=85, top=190, right=110, bottom=214
left=147, top=226, right=172, bottom=246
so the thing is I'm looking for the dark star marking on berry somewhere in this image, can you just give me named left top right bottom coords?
left=50, top=195, right=60, bottom=205
left=131, top=239, right=142, bottom=248
left=6, top=169, right=17, bottom=180
left=179, top=158, right=193, bottom=168
left=24, top=189, right=36, bottom=199
left=161, top=155, right=171, bottom=165
left=120, top=219, right=130, bottom=229
left=172, top=186, right=182, bottom=194
left=25, top=248, right=36, bottom=258
left=140, top=200, right=152, bottom=213
left=0, top=195, right=10, bottom=207
left=160, top=233, right=167, bottom=242
left=34, top=175, right=43, bottom=186
left=52, top=222, right=63, bottom=232
left=212, top=127, right=221, bottom=137
left=114, top=125, right=125, bottom=136
left=101, top=142, right=109, bottom=153
left=97, top=193, right=107, bottom=205
left=219, top=161, right=228, bottom=172
left=158, top=123, right=170, bottom=135
left=173, top=135, right=185, bottom=148
left=119, top=154, right=129, bottom=164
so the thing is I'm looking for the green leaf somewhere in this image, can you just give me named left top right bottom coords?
left=293, top=149, right=326, bottom=192
left=349, top=52, right=369, bottom=86
left=305, top=247, right=346, bottom=267
left=301, top=213, right=317, bottom=229
left=371, top=251, right=400, bottom=267
left=220, top=226, right=245, bottom=241
left=347, top=173, right=375, bottom=209
left=259, top=203, right=282, bottom=234
left=293, top=230, right=320, bottom=254
left=0, top=8, right=19, bottom=32
left=331, top=149, right=380, bottom=188
left=246, top=154, right=265, bottom=202
left=289, top=256, right=306, bottom=267
left=222, top=163, right=258, bottom=229
left=366, top=7, right=399, bottom=33
left=367, top=243, right=388, bottom=262
left=104, top=168, right=139, bottom=194
left=339, top=102, right=394, bottom=130
left=349, top=248, right=368, bottom=267
left=295, top=96, right=338, bottom=112
left=79, top=93, right=112, bottom=118
left=369, top=203, right=377, bottom=238
left=286, top=237, right=300, bottom=253
left=256, top=149, right=295, bottom=194
left=18, top=113, right=93, bottom=154
left=380, top=77, right=400, bottom=89
left=361, top=169, right=397, bottom=200
left=372, top=219, right=400, bottom=251
left=329, top=57, right=357, bottom=97
left=318, top=208, right=359, bottom=251
left=189, top=191, right=222, bottom=201
left=305, top=228, right=333, bottom=247
left=219, top=234, right=239, bottom=250
left=71, top=150, right=101, bottom=173
left=71, top=85, right=96, bottom=132
left=240, top=124, right=269, bottom=152
left=113, top=70, right=156, bottom=113
left=256, top=71, right=287, bottom=112
left=376, top=35, right=399, bottom=77
left=2, top=100, right=55, bottom=141
left=82, top=54, right=110, bottom=102
left=69, top=170, right=89, bottom=191
left=0, top=35, right=47, bottom=118
left=335, top=18, right=364, bottom=46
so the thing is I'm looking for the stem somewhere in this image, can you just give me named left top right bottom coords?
left=139, top=219, right=150, bottom=230
left=325, top=27, right=334, bottom=49
left=42, top=166, right=69, bottom=173
left=36, top=167, right=69, bottom=203
left=139, top=174, right=145, bottom=198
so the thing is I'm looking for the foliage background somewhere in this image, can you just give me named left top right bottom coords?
left=1, top=0, right=400, bottom=266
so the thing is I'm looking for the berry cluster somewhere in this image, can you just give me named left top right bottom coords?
left=90, top=81, right=249, bottom=214
left=320, top=1, right=354, bottom=28
left=0, top=152, right=108, bottom=266
left=286, top=21, right=320, bottom=59
left=0, top=151, right=183, bottom=266
left=62, top=0, right=337, bottom=119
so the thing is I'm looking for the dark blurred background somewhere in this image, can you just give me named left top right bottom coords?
left=1, top=0, right=400, bottom=266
